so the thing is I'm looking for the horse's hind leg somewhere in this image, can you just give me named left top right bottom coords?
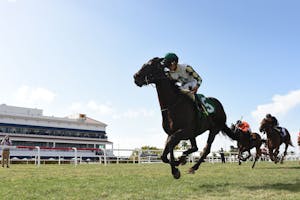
left=252, top=147, right=261, bottom=169
left=189, top=130, right=217, bottom=174
left=178, top=138, right=198, bottom=166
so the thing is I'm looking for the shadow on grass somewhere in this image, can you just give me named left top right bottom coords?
left=260, top=166, right=300, bottom=170
left=245, top=181, right=300, bottom=192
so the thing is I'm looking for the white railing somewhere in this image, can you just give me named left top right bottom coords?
left=1, top=145, right=299, bottom=166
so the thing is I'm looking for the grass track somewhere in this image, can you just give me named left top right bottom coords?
left=0, top=161, right=299, bottom=200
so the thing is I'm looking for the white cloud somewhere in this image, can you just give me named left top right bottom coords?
left=87, top=100, right=114, bottom=115
left=13, top=85, right=56, bottom=107
left=251, top=89, right=300, bottom=122
left=68, top=100, right=155, bottom=120
left=69, top=100, right=114, bottom=116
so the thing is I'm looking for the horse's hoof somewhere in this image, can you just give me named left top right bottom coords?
left=174, top=161, right=180, bottom=166
left=173, top=170, right=181, bottom=179
left=179, top=156, right=187, bottom=165
left=188, top=168, right=195, bottom=174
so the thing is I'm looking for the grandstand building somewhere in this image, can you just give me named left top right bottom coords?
left=0, top=104, right=113, bottom=160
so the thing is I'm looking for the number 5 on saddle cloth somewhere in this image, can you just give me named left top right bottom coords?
left=195, top=94, right=215, bottom=117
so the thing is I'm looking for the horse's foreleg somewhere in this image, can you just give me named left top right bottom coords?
left=268, top=148, right=276, bottom=162
left=238, top=148, right=243, bottom=165
left=274, top=147, right=280, bottom=164
left=243, top=150, right=251, bottom=161
left=189, top=130, right=217, bottom=174
left=168, top=130, right=183, bottom=179
left=280, top=143, right=288, bottom=164
left=161, top=136, right=171, bottom=163
left=178, top=138, right=198, bottom=166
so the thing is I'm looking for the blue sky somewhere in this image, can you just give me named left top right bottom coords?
left=1, top=0, right=299, bottom=153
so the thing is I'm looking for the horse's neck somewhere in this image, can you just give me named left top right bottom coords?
left=155, top=80, right=178, bottom=110
left=266, top=128, right=278, bottom=138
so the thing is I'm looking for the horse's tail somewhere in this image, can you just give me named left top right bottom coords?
left=221, top=124, right=238, bottom=141
left=289, top=139, right=294, bottom=147
left=285, top=129, right=294, bottom=147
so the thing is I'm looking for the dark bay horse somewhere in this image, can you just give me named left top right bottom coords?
left=229, top=124, right=263, bottom=168
left=259, top=118, right=293, bottom=164
left=134, top=57, right=235, bottom=179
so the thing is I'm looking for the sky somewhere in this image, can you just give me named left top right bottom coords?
left=0, top=0, right=299, bottom=154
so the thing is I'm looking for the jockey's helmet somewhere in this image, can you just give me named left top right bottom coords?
left=266, top=114, right=272, bottom=118
left=163, top=53, right=178, bottom=66
left=236, top=120, right=242, bottom=125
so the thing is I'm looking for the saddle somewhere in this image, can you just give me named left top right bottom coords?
left=274, top=127, right=286, bottom=139
left=250, top=133, right=256, bottom=140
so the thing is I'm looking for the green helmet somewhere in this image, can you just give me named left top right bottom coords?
left=163, top=53, right=178, bottom=66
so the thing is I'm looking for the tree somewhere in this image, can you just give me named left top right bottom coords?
left=130, top=146, right=162, bottom=160
left=175, top=140, right=191, bottom=150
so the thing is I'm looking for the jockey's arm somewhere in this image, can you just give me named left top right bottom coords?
left=191, top=85, right=199, bottom=94
left=186, top=65, right=202, bottom=93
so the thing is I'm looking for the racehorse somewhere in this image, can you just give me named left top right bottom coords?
left=134, top=57, right=236, bottom=179
left=259, top=118, right=293, bottom=164
left=229, top=123, right=263, bottom=168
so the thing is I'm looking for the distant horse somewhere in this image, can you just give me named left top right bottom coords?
left=134, top=57, right=236, bottom=179
left=259, top=118, right=293, bottom=164
left=229, top=123, right=263, bottom=168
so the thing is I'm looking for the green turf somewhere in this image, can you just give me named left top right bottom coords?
left=0, top=161, right=299, bottom=200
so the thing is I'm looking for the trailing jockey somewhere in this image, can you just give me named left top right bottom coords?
left=236, top=120, right=253, bottom=143
left=265, top=113, right=287, bottom=139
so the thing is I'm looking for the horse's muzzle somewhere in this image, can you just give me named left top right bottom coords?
left=133, top=73, right=143, bottom=87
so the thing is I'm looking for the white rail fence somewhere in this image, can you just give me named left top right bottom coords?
left=1, top=145, right=299, bottom=166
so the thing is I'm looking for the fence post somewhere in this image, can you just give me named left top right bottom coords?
left=102, top=148, right=107, bottom=166
left=138, top=149, right=141, bottom=164
left=35, top=146, right=40, bottom=167
left=72, top=147, right=77, bottom=166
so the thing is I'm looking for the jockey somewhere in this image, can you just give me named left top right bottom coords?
left=236, top=120, right=251, bottom=133
left=162, top=53, right=203, bottom=112
left=265, top=114, right=279, bottom=128
left=236, top=120, right=253, bottom=142
left=265, top=113, right=283, bottom=136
